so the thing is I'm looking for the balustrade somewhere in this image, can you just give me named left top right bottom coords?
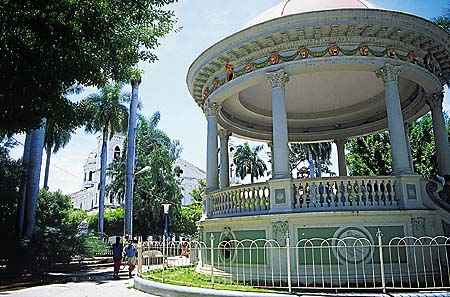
left=209, top=183, right=270, bottom=217
left=207, top=176, right=406, bottom=218
left=292, top=177, right=398, bottom=211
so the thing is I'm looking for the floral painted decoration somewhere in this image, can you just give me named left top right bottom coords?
left=244, top=63, right=254, bottom=73
left=212, top=78, right=221, bottom=90
left=202, top=86, right=209, bottom=99
left=268, top=52, right=281, bottom=65
left=225, top=63, right=234, bottom=81
left=407, top=51, right=417, bottom=63
left=387, top=48, right=396, bottom=58
left=328, top=44, right=340, bottom=56
left=359, top=46, right=369, bottom=56
left=298, top=47, right=310, bottom=59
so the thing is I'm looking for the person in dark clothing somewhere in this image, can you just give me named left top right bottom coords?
left=112, top=236, right=123, bottom=279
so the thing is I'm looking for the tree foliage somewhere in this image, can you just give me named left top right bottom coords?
left=172, top=180, right=205, bottom=237
left=109, top=112, right=182, bottom=237
left=233, top=143, right=267, bottom=183
left=1, top=0, right=177, bottom=133
left=347, top=114, right=449, bottom=178
left=87, top=208, right=124, bottom=236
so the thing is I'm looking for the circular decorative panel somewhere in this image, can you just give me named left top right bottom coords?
left=332, top=226, right=374, bottom=264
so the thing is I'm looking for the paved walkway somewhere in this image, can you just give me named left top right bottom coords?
left=0, top=278, right=156, bottom=297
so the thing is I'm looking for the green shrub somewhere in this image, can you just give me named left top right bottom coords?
left=87, top=207, right=124, bottom=236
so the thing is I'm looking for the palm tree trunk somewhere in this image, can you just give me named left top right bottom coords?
left=98, top=127, right=108, bottom=237
left=43, top=146, right=52, bottom=189
left=124, top=79, right=140, bottom=236
left=24, top=119, right=46, bottom=238
left=17, top=133, right=32, bottom=238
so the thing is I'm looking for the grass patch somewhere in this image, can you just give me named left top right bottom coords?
left=142, top=266, right=278, bottom=293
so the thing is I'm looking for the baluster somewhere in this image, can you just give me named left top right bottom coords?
left=373, top=180, right=380, bottom=205
left=380, top=181, right=386, bottom=206
left=250, top=188, right=256, bottom=212
left=304, top=182, right=310, bottom=208
left=353, top=180, right=360, bottom=206
left=265, top=186, right=270, bottom=210
left=226, top=192, right=230, bottom=213
left=360, top=180, right=367, bottom=206
left=367, top=180, right=373, bottom=206
left=297, top=183, right=303, bottom=208
left=325, top=181, right=331, bottom=207
left=346, top=181, right=352, bottom=206
left=319, top=181, right=324, bottom=207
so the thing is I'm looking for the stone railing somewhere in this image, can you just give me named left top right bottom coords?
left=292, top=176, right=398, bottom=212
left=208, top=182, right=271, bottom=217
left=206, top=175, right=426, bottom=219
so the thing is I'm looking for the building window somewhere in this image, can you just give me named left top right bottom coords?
left=114, top=146, right=121, bottom=160
left=110, top=192, right=114, bottom=204
left=84, top=173, right=86, bottom=182
left=88, top=171, right=93, bottom=181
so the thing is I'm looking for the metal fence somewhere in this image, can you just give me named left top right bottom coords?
left=137, top=232, right=450, bottom=293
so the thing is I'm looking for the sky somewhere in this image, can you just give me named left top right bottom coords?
left=10, top=0, right=450, bottom=194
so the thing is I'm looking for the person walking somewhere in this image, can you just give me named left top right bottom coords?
left=124, top=239, right=137, bottom=278
left=112, top=236, right=123, bottom=279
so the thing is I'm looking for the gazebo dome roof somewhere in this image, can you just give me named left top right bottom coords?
left=246, top=0, right=377, bottom=27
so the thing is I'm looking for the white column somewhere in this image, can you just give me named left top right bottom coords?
left=376, top=64, right=412, bottom=175
left=205, top=101, right=219, bottom=191
left=426, top=93, right=450, bottom=175
left=267, top=69, right=290, bottom=179
left=334, top=138, right=348, bottom=176
left=219, top=129, right=230, bottom=189
left=404, top=122, right=415, bottom=173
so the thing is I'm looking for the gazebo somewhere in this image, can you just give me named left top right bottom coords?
left=187, top=0, right=450, bottom=262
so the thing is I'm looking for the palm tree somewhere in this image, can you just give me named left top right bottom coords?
left=43, top=120, right=72, bottom=189
left=84, top=82, right=129, bottom=237
left=124, top=76, right=140, bottom=236
left=24, top=120, right=46, bottom=238
left=289, top=142, right=332, bottom=178
left=233, top=143, right=267, bottom=184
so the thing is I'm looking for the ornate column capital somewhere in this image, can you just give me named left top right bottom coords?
left=203, top=101, right=220, bottom=116
left=266, top=69, right=289, bottom=88
left=218, top=129, right=231, bottom=139
left=334, top=138, right=347, bottom=146
left=425, top=92, right=444, bottom=111
left=376, top=63, right=402, bottom=83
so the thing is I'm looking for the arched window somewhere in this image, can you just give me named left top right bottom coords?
left=88, top=171, right=93, bottom=181
left=114, top=146, right=121, bottom=160
left=109, top=192, right=114, bottom=204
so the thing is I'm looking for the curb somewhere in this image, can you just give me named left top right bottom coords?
left=133, top=276, right=293, bottom=297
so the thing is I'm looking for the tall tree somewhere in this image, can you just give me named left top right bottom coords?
left=24, top=120, right=46, bottom=238
left=124, top=70, right=142, bottom=236
left=84, top=83, right=129, bottom=236
left=43, top=121, right=72, bottom=189
left=109, top=113, right=182, bottom=236
left=289, top=143, right=333, bottom=178
left=1, top=0, right=177, bottom=134
left=233, top=143, right=267, bottom=184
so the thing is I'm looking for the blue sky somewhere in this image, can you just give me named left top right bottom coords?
left=10, top=0, right=450, bottom=194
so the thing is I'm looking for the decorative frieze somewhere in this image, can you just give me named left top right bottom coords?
left=197, top=42, right=431, bottom=103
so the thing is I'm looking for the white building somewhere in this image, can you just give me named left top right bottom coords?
left=71, top=134, right=125, bottom=211
left=71, top=134, right=206, bottom=210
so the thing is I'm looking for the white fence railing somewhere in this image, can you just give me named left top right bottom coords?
left=137, top=232, right=450, bottom=293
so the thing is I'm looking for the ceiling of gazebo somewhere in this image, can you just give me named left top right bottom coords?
left=219, top=73, right=420, bottom=141
left=245, top=0, right=377, bottom=28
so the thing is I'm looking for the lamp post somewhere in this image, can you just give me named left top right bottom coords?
left=162, top=203, right=171, bottom=240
